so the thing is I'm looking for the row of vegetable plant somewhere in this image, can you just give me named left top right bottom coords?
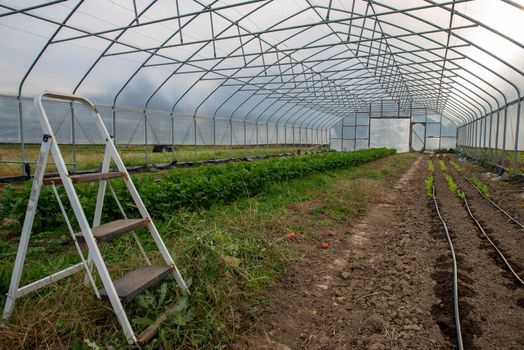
left=1, top=148, right=396, bottom=234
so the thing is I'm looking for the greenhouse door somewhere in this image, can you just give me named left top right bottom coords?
left=410, top=122, right=426, bottom=152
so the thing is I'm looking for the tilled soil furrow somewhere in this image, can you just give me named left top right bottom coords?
left=447, top=159, right=524, bottom=280
left=433, top=158, right=524, bottom=349
left=454, top=158, right=524, bottom=221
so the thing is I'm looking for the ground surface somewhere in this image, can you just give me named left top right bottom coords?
left=233, top=154, right=524, bottom=350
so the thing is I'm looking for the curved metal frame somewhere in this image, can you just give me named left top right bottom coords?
left=2, top=0, right=523, bottom=170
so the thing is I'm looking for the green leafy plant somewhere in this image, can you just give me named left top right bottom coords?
left=445, top=174, right=464, bottom=199
left=425, top=176, right=433, bottom=198
left=1, top=148, right=396, bottom=233
left=449, top=160, right=463, bottom=173
left=439, top=160, right=447, bottom=171
left=470, top=176, right=490, bottom=197
left=427, top=159, right=434, bottom=173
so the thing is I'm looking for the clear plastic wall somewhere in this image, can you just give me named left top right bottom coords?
left=330, top=99, right=457, bottom=153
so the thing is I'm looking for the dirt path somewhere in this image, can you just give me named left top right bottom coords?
left=433, top=157, right=524, bottom=349
left=233, top=155, right=454, bottom=350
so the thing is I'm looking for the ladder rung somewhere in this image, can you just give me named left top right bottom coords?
left=99, top=265, right=171, bottom=302
left=75, top=218, right=150, bottom=243
left=43, top=171, right=124, bottom=185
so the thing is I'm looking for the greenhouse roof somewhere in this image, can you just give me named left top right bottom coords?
left=1, top=0, right=523, bottom=128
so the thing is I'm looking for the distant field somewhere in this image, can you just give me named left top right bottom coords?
left=0, top=143, right=326, bottom=177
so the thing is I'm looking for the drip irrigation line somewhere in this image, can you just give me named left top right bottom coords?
left=462, top=194, right=524, bottom=287
left=452, top=162, right=524, bottom=230
left=431, top=184, right=464, bottom=350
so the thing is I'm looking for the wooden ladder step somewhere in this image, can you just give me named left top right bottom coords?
left=43, top=171, right=124, bottom=185
left=75, top=218, right=149, bottom=243
left=99, top=265, right=171, bottom=302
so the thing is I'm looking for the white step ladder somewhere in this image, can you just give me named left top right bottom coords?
left=2, top=92, right=188, bottom=345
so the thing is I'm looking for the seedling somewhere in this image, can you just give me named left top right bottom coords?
left=425, top=176, right=433, bottom=198
left=427, top=160, right=434, bottom=173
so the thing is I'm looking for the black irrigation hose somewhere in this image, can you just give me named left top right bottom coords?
left=455, top=167, right=524, bottom=230
left=431, top=185, right=464, bottom=350
left=462, top=194, right=524, bottom=287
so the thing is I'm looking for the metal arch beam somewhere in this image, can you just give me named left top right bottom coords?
left=188, top=4, right=360, bottom=127
left=371, top=0, right=521, bottom=105
left=205, top=18, right=364, bottom=127
left=318, top=7, right=480, bottom=120
left=0, top=1, right=67, bottom=18
left=72, top=0, right=159, bottom=96
left=145, top=0, right=274, bottom=114
left=321, top=4, right=511, bottom=125
left=15, top=0, right=85, bottom=168
left=173, top=4, right=360, bottom=128
left=89, top=0, right=471, bottom=56
left=111, top=0, right=222, bottom=118
left=352, top=11, right=510, bottom=122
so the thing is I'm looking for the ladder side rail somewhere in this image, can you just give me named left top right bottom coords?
left=2, top=137, right=51, bottom=319
left=35, top=92, right=137, bottom=344
left=83, top=144, right=113, bottom=284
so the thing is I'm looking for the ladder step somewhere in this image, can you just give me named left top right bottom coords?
left=75, top=218, right=150, bottom=243
left=43, top=171, right=124, bottom=185
left=99, top=265, right=171, bottom=302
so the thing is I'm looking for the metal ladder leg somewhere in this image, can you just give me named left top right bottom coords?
left=2, top=135, right=51, bottom=320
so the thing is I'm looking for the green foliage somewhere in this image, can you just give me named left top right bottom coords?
left=0, top=151, right=410, bottom=349
left=425, top=176, right=433, bottom=198
left=0, top=148, right=396, bottom=234
left=427, top=159, right=434, bottom=173
left=470, top=176, right=490, bottom=198
left=449, top=160, right=463, bottom=173
left=445, top=174, right=464, bottom=199
left=439, top=160, right=447, bottom=171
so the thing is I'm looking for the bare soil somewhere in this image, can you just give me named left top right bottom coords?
left=232, top=154, right=524, bottom=350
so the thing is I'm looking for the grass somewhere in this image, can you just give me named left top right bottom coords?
left=0, top=143, right=323, bottom=177
left=0, top=152, right=414, bottom=348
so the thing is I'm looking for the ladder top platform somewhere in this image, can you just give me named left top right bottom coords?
left=43, top=171, right=125, bottom=185
left=99, top=265, right=171, bottom=302
left=75, top=218, right=150, bottom=243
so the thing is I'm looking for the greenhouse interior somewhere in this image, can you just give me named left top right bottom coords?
left=0, top=0, right=523, bottom=349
